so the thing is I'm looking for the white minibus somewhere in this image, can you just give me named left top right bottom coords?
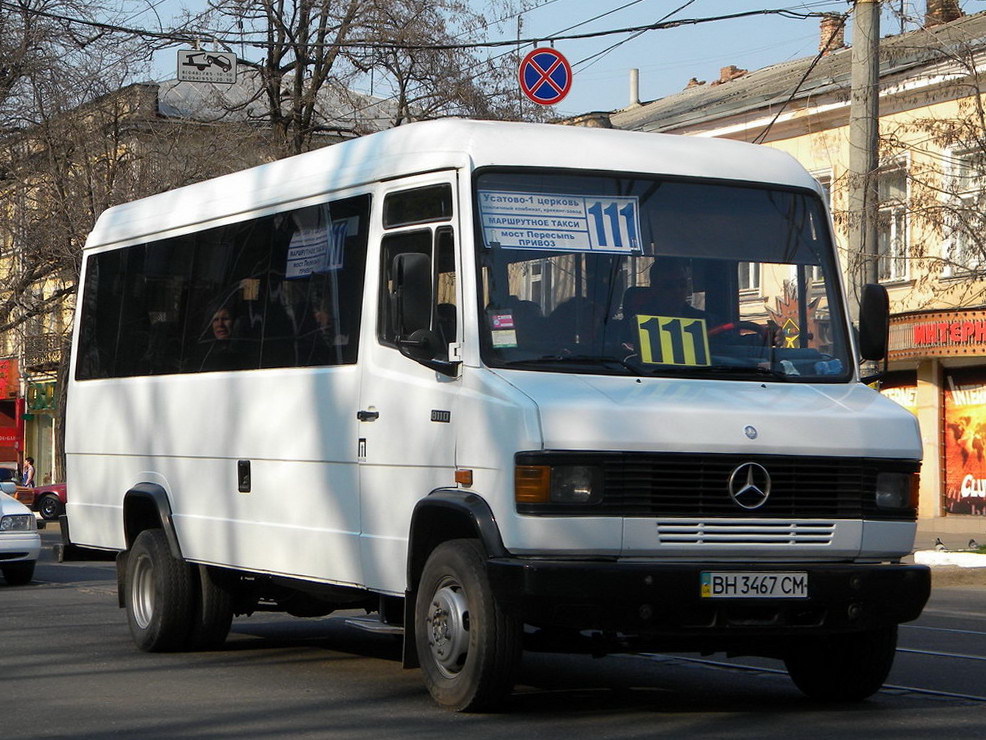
left=66, top=119, right=929, bottom=711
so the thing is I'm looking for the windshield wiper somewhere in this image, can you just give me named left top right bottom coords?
left=701, top=363, right=795, bottom=380
left=503, top=354, right=638, bottom=374
left=502, top=356, right=799, bottom=380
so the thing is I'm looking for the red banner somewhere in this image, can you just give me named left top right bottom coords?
left=0, top=358, right=17, bottom=398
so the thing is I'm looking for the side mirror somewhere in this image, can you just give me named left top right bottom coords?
left=392, top=252, right=432, bottom=338
left=391, top=253, right=460, bottom=378
left=0, top=481, right=16, bottom=495
left=858, top=282, right=889, bottom=361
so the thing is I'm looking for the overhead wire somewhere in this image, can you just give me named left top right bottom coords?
left=751, top=10, right=849, bottom=143
left=572, top=1, right=697, bottom=73
left=0, top=1, right=838, bottom=53
left=2, top=0, right=856, bottom=135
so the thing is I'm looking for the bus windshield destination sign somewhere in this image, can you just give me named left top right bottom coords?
left=478, top=190, right=641, bottom=252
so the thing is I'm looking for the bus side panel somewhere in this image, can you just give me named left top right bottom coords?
left=65, top=367, right=363, bottom=585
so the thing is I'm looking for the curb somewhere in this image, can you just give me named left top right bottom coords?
left=913, top=550, right=986, bottom=587
left=930, top=566, right=986, bottom=588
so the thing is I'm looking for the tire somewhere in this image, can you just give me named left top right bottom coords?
left=784, top=626, right=898, bottom=701
left=125, top=529, right=195, bottom=652
left=38, top=494, right=63, bottom=521
left=2, top=560, right=35, bottom=586
left=186, top=565, right=233, bottom=651
left=414, top=539, right=521, bottom=712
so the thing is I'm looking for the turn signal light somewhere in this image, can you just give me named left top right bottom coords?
left=515, top=466, right=550, bottom=503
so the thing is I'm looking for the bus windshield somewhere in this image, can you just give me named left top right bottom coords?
left=475, top=171, right=851, bottom=382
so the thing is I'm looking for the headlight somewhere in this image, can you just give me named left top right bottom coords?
left=875, top=472, right=918, bottom=510
left=550, top=466, right=600, bottom=503
left=515, top=464, right=602, bottom=505
left=0, top=514, right=36, bottom=532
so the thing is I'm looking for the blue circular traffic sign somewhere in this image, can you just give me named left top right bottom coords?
left=519, top=47, right=572, bottom=106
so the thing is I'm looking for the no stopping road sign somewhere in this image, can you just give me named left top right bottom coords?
left=519, top=47, right=572, bottom=106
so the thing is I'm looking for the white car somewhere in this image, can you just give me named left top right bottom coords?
left=0, top=482, right=41, bottom=585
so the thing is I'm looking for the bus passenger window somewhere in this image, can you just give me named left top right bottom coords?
left=75, top=194, right=370, bottom=379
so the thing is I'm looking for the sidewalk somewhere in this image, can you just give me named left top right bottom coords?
left=915, top=516, right=986, bottom=553
left=914, top=517, right=986, bottom=588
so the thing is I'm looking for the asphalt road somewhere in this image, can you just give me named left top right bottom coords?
left=2, top=525, right=985, bottom=739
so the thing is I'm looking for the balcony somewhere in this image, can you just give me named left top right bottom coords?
left=24, top=333, right=64, bottom=372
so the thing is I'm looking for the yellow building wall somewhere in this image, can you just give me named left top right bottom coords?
left=760, top=94, right=986, bottom=317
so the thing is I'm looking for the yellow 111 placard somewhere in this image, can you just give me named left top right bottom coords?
left=636, top=315, right=711, bottom=366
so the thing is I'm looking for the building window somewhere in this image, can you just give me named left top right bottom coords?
left=738, top=261, right=760, bottom=293
left=945, top=149, right=986, bottom=276
left=877, top=165, right=908, bottom=282
left=810, top=171, right=833, bottom=283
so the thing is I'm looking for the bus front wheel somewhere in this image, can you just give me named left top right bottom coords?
left=414, top=539, right=521, bottom=712
left=784, top=625, right=898, bottom=701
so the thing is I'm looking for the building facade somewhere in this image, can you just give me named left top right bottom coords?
left=583, top=2, right=986, bottom=527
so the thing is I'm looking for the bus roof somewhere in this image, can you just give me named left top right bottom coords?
left=85, top=118, right=821, bottom=250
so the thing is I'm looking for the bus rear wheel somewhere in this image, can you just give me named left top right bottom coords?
left=125, top=529, right=195, bottom=651
left=187, top=564, right=233, bottom=650
left=784, top=625, right=898, bottom=701
left=414, top=539, right=521, bottom=712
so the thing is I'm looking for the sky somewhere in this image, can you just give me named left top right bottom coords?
left=142, top=0, right=986, bottom=119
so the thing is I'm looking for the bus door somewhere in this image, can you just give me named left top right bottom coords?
left=357, top=175, right=461, bottom=593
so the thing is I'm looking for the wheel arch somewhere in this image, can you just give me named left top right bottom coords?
left=406, top=489, right=506, bottom=591
left=401, top=488, right=507, bottom=668
left=123, top=483, right=183, bottom=559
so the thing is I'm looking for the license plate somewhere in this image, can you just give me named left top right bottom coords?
left=700, top=571, right=808, bottom=599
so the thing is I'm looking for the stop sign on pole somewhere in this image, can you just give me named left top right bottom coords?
left=519, top=47, right=572, bottom=106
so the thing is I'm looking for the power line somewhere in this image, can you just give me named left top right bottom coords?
left=752, top=11, right=849, bottom=144
left=573, top=1, right=697, bottom=72
left=0, top=1, right=835, bottom=54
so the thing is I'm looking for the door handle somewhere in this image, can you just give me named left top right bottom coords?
left=357, top=410, right=379, bottom=422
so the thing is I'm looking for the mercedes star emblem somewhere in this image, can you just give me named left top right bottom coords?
left=728, top=462, right=772, bottom=510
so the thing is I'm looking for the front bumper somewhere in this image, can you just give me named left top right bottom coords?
left=487, top=558, right=930, bottom=649
left=0, top=532, right=42, bottom=563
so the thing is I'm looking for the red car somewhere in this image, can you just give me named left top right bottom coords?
left=14, top=483, right=67, bottom=520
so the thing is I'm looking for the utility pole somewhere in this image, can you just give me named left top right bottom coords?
left=848, top=0, right=881, bottom=308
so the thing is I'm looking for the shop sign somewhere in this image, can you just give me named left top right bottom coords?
left=889, top=309, right=986, bottom=360
left=879, top=372, right=917, bottom=415
left=27, top=383, right=56, bottom=411
left=943, top=369, right=986, bottom=515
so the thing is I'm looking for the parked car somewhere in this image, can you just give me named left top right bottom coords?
left=0, top=482, right=41, bottom=585
left=5, top=482, right=67, bottom=520
left=29, top=483, right=66, bottom=520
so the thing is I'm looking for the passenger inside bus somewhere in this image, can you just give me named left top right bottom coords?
left=623, top=257, right=707, bottom=322
left=298, top=295, right=350, bottom=366
left=191, top=299, right=256, bottom=371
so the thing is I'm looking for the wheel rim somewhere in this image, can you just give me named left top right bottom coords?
left=40, top=498, right=57, bottom=519
left=425, top=577, right=470, bottom=678
left=131, top=552, right=155, bottom=630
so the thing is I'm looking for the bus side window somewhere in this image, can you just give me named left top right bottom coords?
left=434, top=227, right=457, bottom=361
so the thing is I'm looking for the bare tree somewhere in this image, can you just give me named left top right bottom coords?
left=351, top=0, right=532, bottom=126
left=195, top=0, right=538, bottom=155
